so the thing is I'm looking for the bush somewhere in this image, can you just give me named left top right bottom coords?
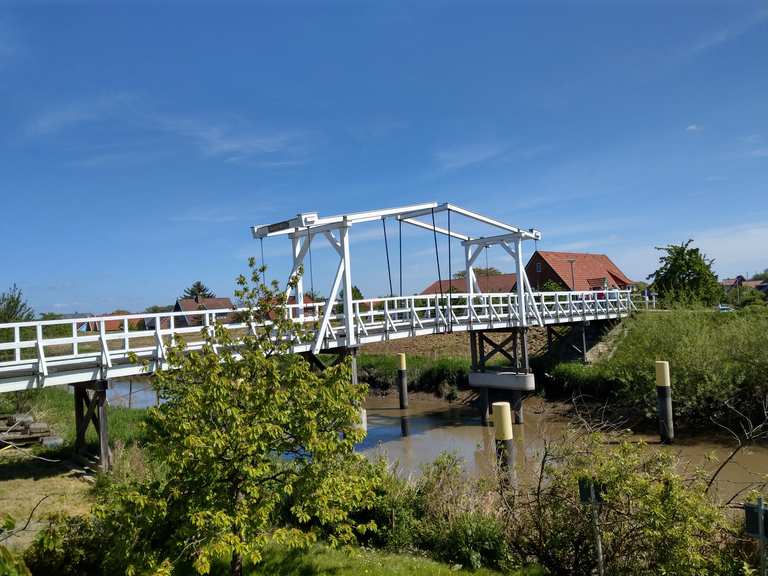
left=502, top=433, right=746, bottom=575
left=358, top=355, right=469, bottom=399
left=24, top=514, right=104, bottom=576
left=548, top=309, right=768, bottom=427
left=358, top=454, right=511, bottom=571
left=0, top=546, right=30, bottom=576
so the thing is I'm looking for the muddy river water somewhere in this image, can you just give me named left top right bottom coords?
left=109, top=379, right=768, bottom=502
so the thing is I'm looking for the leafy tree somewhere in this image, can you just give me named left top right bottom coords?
left=0, top=284, right=34, bottom=323
left=95, top=259, right=376, bottom=575
left=182, top=281, right=215, bottom=300
left=540, top=279, right=565, bottom=292
left=726, top=285, right=766, bottom=307
left=751, top=268, right=768, bottom=281
left=145, top=304, right=174, bottom=313
left=452, top=267, right=502, bottom=279
left=351, top=285, right=363, bottom=300
left=647, top=240, right=723, bottom=306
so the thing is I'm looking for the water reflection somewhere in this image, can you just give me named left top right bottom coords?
left=359, top=395, right=768, bottom=501
left=107, top=377, right=159, bottom=409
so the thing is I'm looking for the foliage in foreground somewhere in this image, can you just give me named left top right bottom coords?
left=550, top=307, right=768, bottom=426
left=359, top=436, right=749, bottom=575
left=27, top=260, right=376, bottom=576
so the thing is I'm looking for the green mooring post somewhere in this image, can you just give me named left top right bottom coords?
left=655, top=360, right=674, bottom=444
left=397, top=353, right=408, bottom=409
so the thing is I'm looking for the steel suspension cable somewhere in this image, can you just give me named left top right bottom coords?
left=382, top=218, right=394, bottom=297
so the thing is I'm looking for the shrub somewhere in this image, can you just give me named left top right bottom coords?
left=358, top=454, right=511, bottom=571
left=0, top=546, right=30, bottom=576
left=24, top=514, right=103, bottom=576
left=501, top=433, right=746, bottom=575
left=358, top=355, right=469, bottom=399
left=548, top=309, right=768, bottom=427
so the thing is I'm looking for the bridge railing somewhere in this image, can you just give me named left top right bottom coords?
left=0, top=290, right=635, bottom=391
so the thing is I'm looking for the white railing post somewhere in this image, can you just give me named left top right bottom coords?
left=340, top=222, right=356, bottom=347
left=71, top=321, right=79, bottom=357
left=14, top=326, right=20, bottom=362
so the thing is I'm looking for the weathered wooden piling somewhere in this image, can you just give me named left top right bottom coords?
left=492, top=401, right=514, bottom=471
left=397, top=353, right=408, bottom=409
left=655, top=360, right=674, bottom=444
left=511, top=390, right=524, bottom=424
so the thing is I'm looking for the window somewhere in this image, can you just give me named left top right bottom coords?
left=535, top=262, right=542, bottom=273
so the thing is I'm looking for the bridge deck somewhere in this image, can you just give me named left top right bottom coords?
left=0, top=290, right=635, bottom=393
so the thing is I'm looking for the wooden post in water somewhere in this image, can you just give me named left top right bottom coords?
left=492, top=401, right=514, bottom=472
left=655, top=361, right=674, bottom=444
left=397, top=353, right=408, bottom=409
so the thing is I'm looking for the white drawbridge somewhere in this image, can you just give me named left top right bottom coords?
left=0, top=202, right=636, bottom=394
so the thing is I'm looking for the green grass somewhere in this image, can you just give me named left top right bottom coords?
left=247, top=544, right=534, bottom=576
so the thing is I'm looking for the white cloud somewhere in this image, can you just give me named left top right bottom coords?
left=686, top=124, right=702, bottom=132
left=153, top=115, right=308, bottom=163
left=434, top=140, right=507, bottom=171
left=695, top=222, right=768, bottom=276
left=686, top=9, right=768, bottom=56
left=25, top=91, right=138, bottom=136
left=749, top=148, right=768, bottom=158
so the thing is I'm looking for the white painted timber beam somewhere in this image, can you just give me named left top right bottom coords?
left=398, top=217, right=470, bottom=241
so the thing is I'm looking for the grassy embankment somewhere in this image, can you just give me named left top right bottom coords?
left=548, top=306, right=768, bottom=427
left=247, top=545, right=517, bottom=576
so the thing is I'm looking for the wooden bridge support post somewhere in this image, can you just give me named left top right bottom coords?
left=73, top=379, right=111, bottom=471
left=581, top=322, right=588, bottom=364
left=471, top=331, right=492, bottom=427
left=546, top=326, right=553, bottom=353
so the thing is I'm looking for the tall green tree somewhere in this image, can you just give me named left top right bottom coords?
left=752, top=268, right=768, bottom=281
left=100, top=260, right=375, bottom=575
left=647, top=240, right=723, bottom=306
left=182, top=281, right=215, bottom=300
left=0, top=284, right=34, bottom=323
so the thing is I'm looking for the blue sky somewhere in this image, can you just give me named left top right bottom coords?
left=1, top=2, right=766, bottom=313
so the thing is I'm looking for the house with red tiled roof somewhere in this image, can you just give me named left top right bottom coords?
left=720, top=276, right=767, bottom=292
left=421, top=273, right=517, bottom=295
left=174, top=296, right=236, bottom=327
left=526, top=251, right=633, bottom=291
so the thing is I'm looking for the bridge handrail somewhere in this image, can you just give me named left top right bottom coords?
left=0, top=290, right=636, bottom=375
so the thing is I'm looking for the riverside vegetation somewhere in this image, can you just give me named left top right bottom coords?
left=1, top=258, right=767, bottom=574
left=549, top=306, right=768, bottom=428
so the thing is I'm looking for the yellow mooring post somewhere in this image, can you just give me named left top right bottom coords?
left=397, top=353, right=408, bottom=409
left=655, top=360, right=674, bottom=444
left=492, top=401, right=514, bottom=471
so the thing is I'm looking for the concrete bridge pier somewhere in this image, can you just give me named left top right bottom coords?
left=72, top=379, right=111, bottom=471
